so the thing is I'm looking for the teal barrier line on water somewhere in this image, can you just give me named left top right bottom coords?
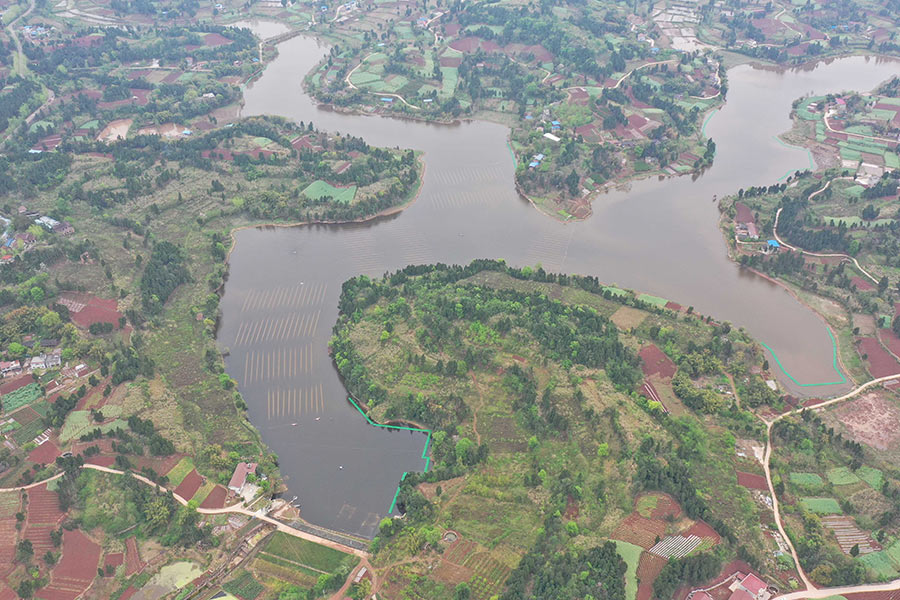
left=772, top=135, right=815, bottom=181
left=761, top=326, right=847, bottom=387
left=701, top=110, right=717, bottom=138
left=346, top=396, right=432, bottom=514
left=388, top=472, right=408, bottom=514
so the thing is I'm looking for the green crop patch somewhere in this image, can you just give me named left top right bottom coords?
left=859, top=551, right=899, bottom=579
left=260, top=532, right=354, bottom=574
left=856, top=466, right=884, bottom=490
left=1, top=384, right=43, bottom=413
left=302, top=180, right=356, bottom=204
left=613, top=540, right=642, bottom=600
left=166, top=457, right=195, bottom=487
left=222, top=570, right=264, bottom=600
left=826, top=467, right=861, bottom=486
left=789, top=472, right=824, bottom=488
left=799, top=497, right=842, bottom=514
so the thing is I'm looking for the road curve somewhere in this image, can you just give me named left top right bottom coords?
left=772, top=179, right=879, bottom=285
left=765, top=373, right=900, bottom=598
left=0, top=463, right=366, bottom=558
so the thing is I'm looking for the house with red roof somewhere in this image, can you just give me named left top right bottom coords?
left=228, top=462, right=258, bottom=494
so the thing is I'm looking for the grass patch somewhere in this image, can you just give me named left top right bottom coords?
left=166, top=457, right=195, bottom=487
left=636, top=494, right=658, bottom=518
left=613, top=540, right=642, bottom=600
left=859, top=551, right=899, bottom=579
left=260, top=532, right=354, bottom=574
left=826, top=467, right=861, bottom=486
left=799, top=497, right=842, bottom=514
left=636, top=293, right=668, bottom=308
left=789, top=472, right=824, bottom=488
left=856, top=466, right=884, bottom=490
left=301, top=180, right=356, bottom=204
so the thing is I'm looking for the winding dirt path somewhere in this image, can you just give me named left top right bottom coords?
left=764, top=371, right=900, bottom=598
left=772, top=178, right=879, bottom=284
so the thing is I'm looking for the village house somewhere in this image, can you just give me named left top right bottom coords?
left=228, top=462, right=258, bottom=494
left=29, top=354, right=46, bottom=370
left=52, top=221, right=74, bottom=235
left=35, top=216, right=60, bottom=231
left=0, top=361, right=21, bottom=377
left=691, top=572, right=772, bottom=600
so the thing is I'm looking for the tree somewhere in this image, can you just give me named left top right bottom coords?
left=454, top=583, right=471, bottom=600
left=893, top=315, right=900, bottom=338
left=879, top=276, right=889, bottom=293
left=850, top=543, right=860, bottom=557
left=16, top=539, right=33, bottom=563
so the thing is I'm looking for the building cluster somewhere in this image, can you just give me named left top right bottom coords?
left=689, top=572, right=774, bottom=600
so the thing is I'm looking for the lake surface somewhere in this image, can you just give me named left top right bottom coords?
left=220, top=31, right=899, bottom=537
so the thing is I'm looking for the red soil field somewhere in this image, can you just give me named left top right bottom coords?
left=650, top=494, right=682, bottom=520
left=58, top=292, right=123, bottom=331
left=72, top=438, right=115, bottom=457
left=851, top=276, right=875, bottom=292
left=0, top=375, right=34, bottom=395
left=132, top=453, right=184, bottom=475
left=0, top=519, right=17, bottom=563
left=174, top=469, right=203, bottom=501
left=0, top=586, right=16, bottom=600
left=878, top=328, right=900, bottom=359
left=639, top=344, right=676, bottom=379
left=125, top=537, right=143, bottom=576
left=39, top=529, right=101, bottom=600
left=199, top=485, right=227, bottom=509
left=449, top=36, right=500, bottom=54
left=830, top=391, right=900, bottom=451
left=105, top=552, right=124, bottom=569
left=736, top=471, right=768, bottom=490
left=24, top=524, right=55, bottom=553
left=665, top=301, right=682, bottom=311
left=845, top=592, right=900, bottom=600
left=203, top=33, right=232, bottom=47
left=439, top=56, right=462, bottom=67
left=118, top=587, right=138, bottom=600
left=26, top=485, right=64, bottom=525
left=28, top=442, right=61, bottom=465
left=13, top=406, right=41, bottom=425
left=857, top=337, right=900, bottom=378
left=612, top=513, right=667, bottom=549
left=84, top=456, right=116, bottom=468
left=637, top=551, right=667, bottom=581
left=734, top=202, right=753, bottom=223
left=684, top=520, right=721, bottom=545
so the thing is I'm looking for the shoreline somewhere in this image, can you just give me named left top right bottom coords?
left=221, top=153, right=427, bottom=265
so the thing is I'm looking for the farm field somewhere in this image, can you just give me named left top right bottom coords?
left=258, top=532, right=355, bottom=574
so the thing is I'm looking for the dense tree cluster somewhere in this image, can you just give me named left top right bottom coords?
left=140, top=241, right=191, bottom=314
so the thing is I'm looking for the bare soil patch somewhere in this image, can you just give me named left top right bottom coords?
left=639, top=344, right=676, bottom=379
left=825, top=391, right=900, bottom=451
left=611, top=306, right=647, bottom=331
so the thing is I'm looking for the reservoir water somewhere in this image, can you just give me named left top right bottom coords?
left=219, top=31, right=899, bottom=537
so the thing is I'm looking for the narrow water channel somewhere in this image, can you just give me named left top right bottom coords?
left=219, top=30, right=899, bottom=537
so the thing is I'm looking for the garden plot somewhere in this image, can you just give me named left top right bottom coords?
left=821, top=515, right=879, bottom=555
left=649, top=534, right=701, bottom=559
left=800, top=497, right=842, bottom=514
